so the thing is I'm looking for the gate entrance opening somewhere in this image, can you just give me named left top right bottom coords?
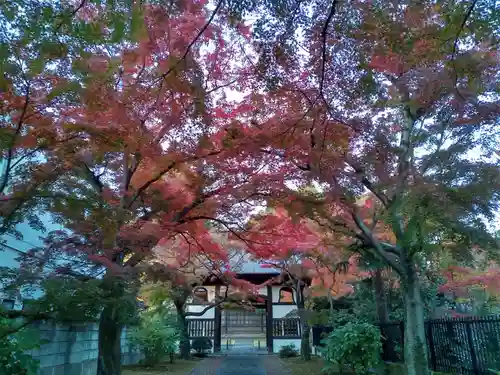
left=221, top=308, right=267, bottom=352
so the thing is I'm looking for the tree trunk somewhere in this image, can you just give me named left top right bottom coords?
left=403, top=271, right=430, bottom=375
left=300, top=316, right=312, bottom=361
left=374, top=267, right=399, bottom=361
left=296, top=285, right=311, bottom=361
left=177, top=311, right=191, bottom=359
left=97, top=304, right=123, bottom=375
left=327, top=293, right=334, bottom=318
left=373, top=268, right=388, bottom=324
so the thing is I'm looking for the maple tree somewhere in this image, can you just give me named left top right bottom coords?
left=310, top=253, right=366, bottom=312
left=2, top=2, right=498, bottom=375
left=0, top=1, right=74, bottom=236
left=221, top=2, right=500, bottom=374
left=1, top=1, right=270, bottom=375
left=0, top=0, right=162, bottom=237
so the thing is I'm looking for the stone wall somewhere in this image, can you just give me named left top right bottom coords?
left=25, top=321, right=142, bottom=375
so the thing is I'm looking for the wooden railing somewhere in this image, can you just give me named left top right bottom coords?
left=272, top=318, right=301, bottom=338
left=187, top=319, right=215, bottom=338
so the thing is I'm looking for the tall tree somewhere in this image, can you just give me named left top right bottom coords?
left=2, top=1, right=266, bottom=375
left=225, top=2, right=499, bottom=374
left=0, top=0, right=157, bottom=237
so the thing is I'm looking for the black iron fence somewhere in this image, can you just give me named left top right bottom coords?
left=312, top=325, right=333, bottom=346
left=187, top=318, right=215, bottom=338
left=379, top=315, right=500, bottom=375
left=273, top=318, right=301, bottom=338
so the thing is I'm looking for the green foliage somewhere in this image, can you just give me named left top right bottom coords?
left=322, top=322, right=382, bottom=375
left=0, top=317, right=42, bottom=375
left=129, top=313, right=178, bottom=366
left=191, top=337, right=212, bottom=357
left=315, top=277, right=446, bottom=329
left=279, top=344, right=299, bottom=358
left=34, top=276, right=106, bottom=322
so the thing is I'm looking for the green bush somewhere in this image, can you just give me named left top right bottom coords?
left=191, top=337, right=212, bottom=357
left=0, top=318, right=41, bottom=375
left=322, top=322, right=382, bottom=375
left=129, top=314, right=178, bottom=366
left=279, top=344, right=299, bottom=358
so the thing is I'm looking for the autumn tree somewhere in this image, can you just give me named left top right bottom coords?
left=223, top=2, right=500, bottom=374
left=0, top=0, right=147, bottom=347
left=1, top=1, right=269, bottom=375
left=0, top=1, right=83, bottom=236
left=0, top=0, right=170, bottom=237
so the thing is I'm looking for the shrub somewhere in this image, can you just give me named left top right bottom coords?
left=322, top=322, right=382, bottom=375
left=129, top=314, right=178, bottom=366
left=191, top=337, right=212, bottom=357
left=279, top=344, right=299, bottom=358
left=0, top=318, right=41, bottom=375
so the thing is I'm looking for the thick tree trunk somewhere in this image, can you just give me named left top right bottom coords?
left=403, top=271, right=430, bottom=375
left=373, top=268, right=399, bottom=361
left=300, top=315, right=311, bottom=361
left=97, top=304, right=123, bottom=375
left=296, top=286, right=311, bottom=361
left=373, top=268, right=388, bottom=323
left=177, top=311, right=191, bottom=359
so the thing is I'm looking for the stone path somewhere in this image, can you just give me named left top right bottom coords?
left=188, top=353, right=291, bottom=375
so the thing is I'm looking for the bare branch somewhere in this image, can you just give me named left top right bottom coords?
left=319, top=0, right=338, bottom=97
left=184, top=286, right=229, bottom=317
left=451, top=0, right=478, bottom=61
left=347, top=162, right=390, bottom=207
left=156, top=0, right=225, bottom=84
left=352, top=212, right=403, bottom=275
left=0, top=82, right=30, bottom=193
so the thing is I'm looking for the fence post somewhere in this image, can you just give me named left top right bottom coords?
left=427, top=323, right=437, bottom=371
left=465, top=321, right=480, bottom=375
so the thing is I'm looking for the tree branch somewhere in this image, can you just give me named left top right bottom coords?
left=128, top=150, right=221, bottom=208
left=319, top=0, right=338, bottom=98
left=0, top=82, right=30, bottom=193
left=347, top=162, right=390, bottom=207
left=0, top=319, right=33, bottom=339
left=157, top=0, right=225, bottom=84
left=184, top=286, right=228, bottom=317
left=451, top=0, right=478, bottom=61
left=352, top=212, right=403, bottom=275
left=82, top=163, right=103, bottom=193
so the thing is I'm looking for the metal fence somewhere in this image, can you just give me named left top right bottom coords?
left=379, top=315, right=500, bottom=375
left=312, top=325, right=333, bottom=346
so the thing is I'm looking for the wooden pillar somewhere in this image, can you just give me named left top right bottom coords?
left=214, top=285, right=222, bottom=352
left=266, top=285, right=274, bottom=353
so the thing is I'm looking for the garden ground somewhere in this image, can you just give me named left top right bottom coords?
left=123, top=354, right=339, bottom=375
left=123, top=354, right=455, bottom=375
left=123, top=358, right=204, bottom=375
